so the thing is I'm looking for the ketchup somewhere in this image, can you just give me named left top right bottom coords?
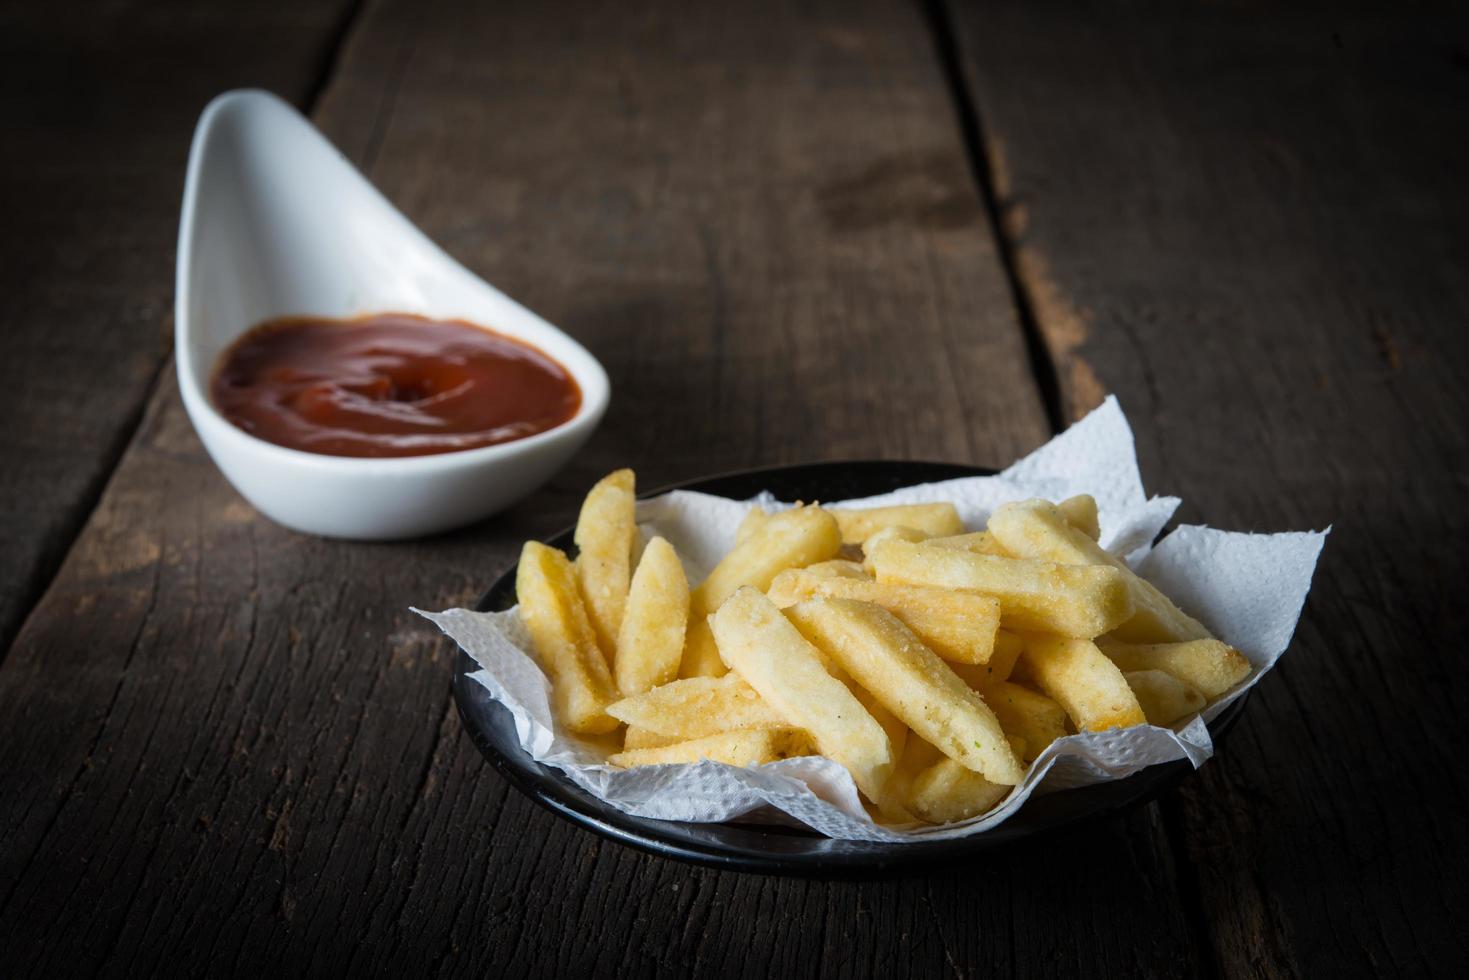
left=211, top=313, right=581, bottom=458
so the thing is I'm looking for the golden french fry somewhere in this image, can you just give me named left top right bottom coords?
left=790, top=616, right=910, bottom=770
left=987, top=499, right=1211, bottom=643
left=869, top=539, right=1134, bottom=637
left=709, top=588, right=893, bottom=800
left=1056, top=494, right=1100, bottom=540
left=802, top=644, right=913, bottom=825
left=786, top=598, right=1023, bottom=785
left=623, top=726, right=681, bottom=750
left=876, top=735, right=942, bottom=823
left=1124, top=670, right=1207, bottom=725
left=614, top=536, right=690, bottom=696
left=860, top=529, right=926, bottom=575
left=677, top=619, right=725, bottom=678
left=945, top=661, right=986, bottom=690
left=734, top=506, right=769, bottom=544
left=982, top=681, right=1068, bottom=761
left=609, top=727, right=815, bottom=769
left=990, top=629, right=1024, bottom=680
left=606, top=673, right=784, bottom=738
left=908, top=758, right=1010, bottom=824
left=573, top=469, right=637, bottom=660
left=516, top=542, right=620, bottom=734
left=832, top=503, right=964, bottom=545
left=630, top=529, right=648, bottom=574
left=945, top=630, right=1023, bottom=691
left=1097, top=638, right=1252, bottom=699
left=804, top=559, right=871, bottom=579
left=852, top=683, right=908, bottom=770
left=681, top=504, right=843, bottom=678
left=699, top=504, right=843, bottom=602
left=766, top=569, right=1001, bottom=665
left=1021, top=633, right=1145, bottom=732
left=859, top=525, right=931, bottom=574
left=926, top=530, right=1007, bottom=556
left=768, top=564, right=865, bottom=604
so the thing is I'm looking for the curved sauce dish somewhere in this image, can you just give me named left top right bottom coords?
left=175, top=89, right=609, bottom=539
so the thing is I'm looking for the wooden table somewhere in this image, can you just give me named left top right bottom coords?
left=3, top=1, right=1465, bottom=974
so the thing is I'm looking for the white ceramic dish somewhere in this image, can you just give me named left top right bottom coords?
left=175, top=89, right=609, bottom=539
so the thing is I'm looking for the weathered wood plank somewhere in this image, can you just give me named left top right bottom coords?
left=0, top=0, right=360, bottom=654
left=948, top=1, right=1469, bottom=974
left=0, top=0, right=1210, bottom=975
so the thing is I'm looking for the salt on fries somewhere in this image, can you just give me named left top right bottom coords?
left=512, top=472, right=1251, bottom=825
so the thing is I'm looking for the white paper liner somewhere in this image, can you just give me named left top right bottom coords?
left=416, top=397, right=1326, bottom=842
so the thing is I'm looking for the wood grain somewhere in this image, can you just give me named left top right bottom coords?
left=0, top=0, right=359, bottom=654
left=0, top=0, right=1210, bottom=975
left=948, top=1, right=1469, bottom=974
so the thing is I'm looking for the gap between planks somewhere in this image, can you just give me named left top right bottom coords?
left=0, top=352, right=169, bottom=661
left=0, top=0, right=374, bottom=667
left=920, top=0, right=1231, bottom=972
left=920, top=0, right=1065, bottom=435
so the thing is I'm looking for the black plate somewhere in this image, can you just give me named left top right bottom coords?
left=451, top=460, right=1248, bottom=877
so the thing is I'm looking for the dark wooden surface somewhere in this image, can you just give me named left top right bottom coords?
left=0, top=0, right=359, bottom=654
left=948, top=2, right=1469, bottom=974
left=0, top=0, right=1463, bottom=975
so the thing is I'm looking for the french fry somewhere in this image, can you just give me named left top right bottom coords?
left=869, top=539, right=1134, bottom=637
left=709, top=588, right=894, bottom=800
left=1057, top=494, right=1100, bottom=540
left=990, top=629, right=1024, bottom=681
left=623, top=726, right=681, bottom=750
left=945, top=661, right=986, bottom=690
left=606, top=673, right=784, bottom=738
left=982, top=681, right=1068, bottom=761
left=681, top=504, right=843, bottom=678
left=734, top=506, right=769, bottom=544
left=767, top=568, right=1001, bottom=665
left=677, top=619, right=726, bottom=678
left=786, top=598, right=1023, bottom=785
left=908, top=759, right=1010, bottom=824
left=614, top=536, right=690, bottom=696
left=946, top=630, right=1024, bottom=691
left=859, top=524, right=930, bottom=568
left=1021, top=633, right=1145, bottom=732
left=860, top=526, right=930, bottom=574
left=630, top=528, right=648, bottom=574
left=516, top=542, right=620, bottom=734
left=573, top=469, right=637, bottom=660
left=987, top=499, right=1211, bottom=643
left=701, top=504, right=843, bottom=601
left=1124, top=670, right=1207, bottom=726
left=852, top=683, right=908, bottom=771
left=1097, top=638, right=1252, bottom=699
left=832, top=503, right=964, bottom=545
left=877, top=735, right=942, bottom=823
left=926, top=530, right=1007, bottom=556
left=609, top=727, right=815, bottom=769
left=804, top=559, right=871, bottom=580
left=792, top=618, right=910, bottom=771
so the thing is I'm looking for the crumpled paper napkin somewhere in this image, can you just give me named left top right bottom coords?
left=416, top=397, right=1327, bottom=842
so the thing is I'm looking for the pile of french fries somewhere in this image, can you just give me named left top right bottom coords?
left=515, top=469, right=1252, bottom=825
